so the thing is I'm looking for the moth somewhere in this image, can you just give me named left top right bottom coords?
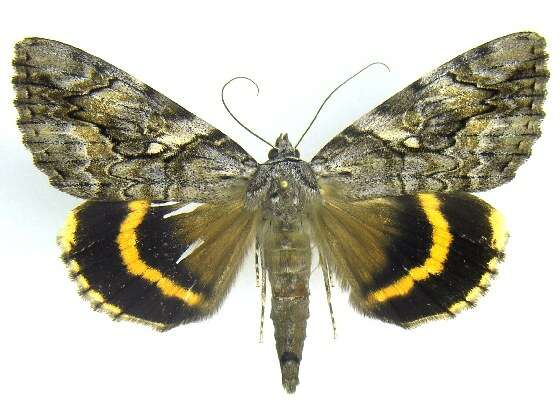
left=13, top=32, right=548, bottom=393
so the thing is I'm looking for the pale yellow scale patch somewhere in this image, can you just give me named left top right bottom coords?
left=489, top=209, right=508, bottom=252
left=117, top=201, right=202, bottom=307
left=101, top=303, right=123, bottom=316
left=119, top=314, right=168, bottom=331
left=59, top=210, right=78, bottom=253
left=368, top=194, right=452, bottom=304
left=75, top=279, right=163, bottom=328
left=449, top=301, right=469, bottom=314
left=479, top=272, right=492, bottom=288
left=86, top=290, right=104, bottom=304
left=157, top=119, right=213, bottom=148
left=445, top=218, right=506, bottom=316
left=403, top=137, right=421, bottom=148
left=146, top=142, right=165, bottom=155
left=465, top=286, right=483, bottom=302
left=487, top=257, right=500, bottom=272
left=70, top=272, right=129, bottom=322
left=68, top=266, right=127, bottom=321
left=76, top=274, right=90, bottom=290
left=403, top=313, right=449, bottom=328
left=68, top=259, right=80, bottom=274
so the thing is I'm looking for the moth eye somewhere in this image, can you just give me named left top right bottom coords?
left=268, top=148, right=279, bottom=159
left=294, top=149, right=300, bottom=158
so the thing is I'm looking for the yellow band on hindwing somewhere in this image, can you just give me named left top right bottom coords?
left=401, top=198, right=507, bottom=327
left=489, top=208, right=508, bottom=252
left=368, top=194, right=452, bottom=304
left=59, top=203, right=191, bottom=330
left=117, top=201, right=202, bottom=307
left=73, top=265, right=167, bottom=331
left=445, top=212, right=507, bottom=318
left=59, top=210, right=78, bottom=253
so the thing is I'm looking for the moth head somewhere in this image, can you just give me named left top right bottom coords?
left=246, top=134, right=319, bottom=216
left=267, top=133, right=300, bottom=160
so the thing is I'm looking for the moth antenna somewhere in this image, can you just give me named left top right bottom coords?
left=295, top=61, right=391, bottom=148
left=221, top=76, right=275, bottom=148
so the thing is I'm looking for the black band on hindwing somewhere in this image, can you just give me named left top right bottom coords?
left=135, top=204, right=209, bottom=296
left=365, top=195, right=432, bottom=291
left=364, top=194, right=506, bottom=327
left=61, top=201, right=203, bottom=328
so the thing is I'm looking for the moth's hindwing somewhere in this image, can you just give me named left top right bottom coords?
left=59, top=200, right=256, bottom=329
left=312, top=193, right=507, bottom=328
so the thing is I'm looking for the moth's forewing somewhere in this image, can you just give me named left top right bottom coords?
left=60, top=200, right=256, bottom=328
left=311, top=32, right=549, bottom=199
left=311, top=193, right=507, bottom=327
left=13, top=37, right=257, bottom=203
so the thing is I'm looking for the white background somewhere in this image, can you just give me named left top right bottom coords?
left=1, top=1, right=558, bottom=419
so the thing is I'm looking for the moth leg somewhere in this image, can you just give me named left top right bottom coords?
left=320, top=254, right=337, bottom=339
left=259, top=271, right=267, bottom=343
left=328, top=270, right=335, bottom=290
left=256, top=239, right=267, bottom=343
left=313, top=244, right=334, bottom=290
left=310, top=264, right=320, bottom=275
left=311, top=250, right=337, bottom=336
left=255, top=242, right=261, bottom=288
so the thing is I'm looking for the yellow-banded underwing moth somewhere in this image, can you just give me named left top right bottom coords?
left=13, top=32, right=548, bottom=393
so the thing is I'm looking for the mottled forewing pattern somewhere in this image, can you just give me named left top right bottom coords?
left=311, top=32, right=548, bottom=199
left=13, top=38, right=257, bottom=202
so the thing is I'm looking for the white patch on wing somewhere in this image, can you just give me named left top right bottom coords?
left=176, top=239, right=205, bottom=264
left=163, top=202, right=204, bottom=218
left=146, top=142, right=165, bottom=154
left=159, top=119, right=216, bottom=147
left=403, top=137, right=420, bottom=148
left=151, top=201, right=179, bottom=207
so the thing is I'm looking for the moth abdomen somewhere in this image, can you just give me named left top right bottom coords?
left=270, top=295, right=309, bottom=394
left=261, top=220, right=312, bottom=394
